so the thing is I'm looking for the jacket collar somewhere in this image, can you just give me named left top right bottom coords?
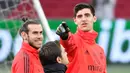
left=44, top=63, right=67, bottom=73
left=22, top=42, right=38, bottom=54
left=76, top=28, right=98, bottom=44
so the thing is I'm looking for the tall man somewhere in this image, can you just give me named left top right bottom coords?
left=11, top=19, right=44, bottom=73
left=56, top=3, right=107, bottom=73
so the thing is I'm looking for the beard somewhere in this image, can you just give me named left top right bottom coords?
left=27, top=36, right=40, bottom=50
left=28, top=40, right=39, bottom=50
left=26, top=35, right=42, bottom=50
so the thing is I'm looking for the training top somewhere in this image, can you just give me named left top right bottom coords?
left=60, top=28, right=107, bottom=73
left=11, top=42, right=44, bottom=73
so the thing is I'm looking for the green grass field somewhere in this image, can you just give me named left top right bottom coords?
left=0, top=64, right=130, bottom=73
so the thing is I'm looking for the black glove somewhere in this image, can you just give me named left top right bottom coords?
left=56, top=21, right=70, bottom=40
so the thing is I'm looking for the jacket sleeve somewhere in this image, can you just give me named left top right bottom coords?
left=102, top=48, right=107, bottom=73
left=12, top=54, right=32, bottom=73
left=60, top=32, right=77, bottom=62
left=103, top=59, right=107, bottom=73
left=104, top=63, right=107, bottom=73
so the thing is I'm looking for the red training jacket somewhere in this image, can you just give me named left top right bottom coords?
left=60, top=29, right=107, bottom=73
left=11, top=42, right=44, bottom=73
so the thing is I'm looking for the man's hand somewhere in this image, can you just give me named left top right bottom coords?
left=56, top=21, right=70, bottom=40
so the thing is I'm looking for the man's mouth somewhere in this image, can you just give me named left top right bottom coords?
left=82, top=23, right=87, bottom=27
left=35, top=40, right=42, bottom=43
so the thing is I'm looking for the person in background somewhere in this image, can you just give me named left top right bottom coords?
left=56, top=3, right=107, bottom=73
left=39, top=40, right=69, bottom=73
left=11, top=18, right=44, bottom=73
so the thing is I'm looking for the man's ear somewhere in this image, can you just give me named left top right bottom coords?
left=73, top=17, right=77, bottom=25
left=93, top=16, right=97, bottom=23
left=56, top=56, right=62, bottom=63
left=21, top=32, right=27, bottom=40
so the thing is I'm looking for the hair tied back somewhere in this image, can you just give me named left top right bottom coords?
left=21, top=16, right=28, bottom=22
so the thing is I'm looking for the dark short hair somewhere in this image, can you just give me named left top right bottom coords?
left=19, top=19, right=40, bottom=35
left=39, top=40, right=62, bottom=66
left=74, top=3, right=95, bottom=17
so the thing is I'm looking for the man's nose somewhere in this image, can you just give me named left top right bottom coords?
left=37, top=33, right=43, bottom=38
left=82, top=16, right=86, bottom=21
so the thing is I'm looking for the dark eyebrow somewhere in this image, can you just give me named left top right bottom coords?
left=40, top=31, right=43, bottom=33
left=84, top=13, right=91, bottom=16
left=77, top=14, right=82, bottom=18
left=32, top=31, right=38, bottom=33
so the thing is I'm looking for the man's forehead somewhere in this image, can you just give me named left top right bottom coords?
left=76, top=8, right=91, bottom=15
left=28, top=24, right=42, bottom=31
left=60, top=45, right=65, bottom=50
left=28, top=24, right=41, bottom=27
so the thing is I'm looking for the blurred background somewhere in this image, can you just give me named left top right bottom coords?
left=0, top=0, right=130, bottom=73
